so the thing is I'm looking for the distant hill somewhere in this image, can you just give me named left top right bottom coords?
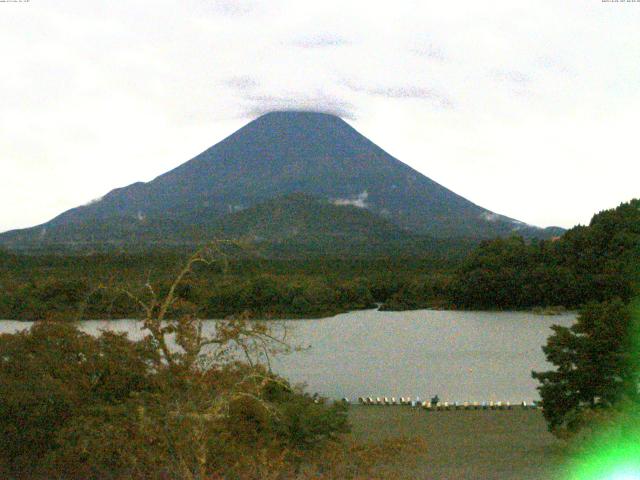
left=0, top=111, right=563, bottom=251
left=211, top=192, right=404, bottom=242
left=0, top=193, right=473, bottom=258
left=208, top=193, right=475, bottom=258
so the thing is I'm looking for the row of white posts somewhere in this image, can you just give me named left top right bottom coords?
left=344, top=397, right=541, bottom=410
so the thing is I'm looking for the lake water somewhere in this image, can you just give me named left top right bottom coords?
left=0, top=309, right=575, bottom=403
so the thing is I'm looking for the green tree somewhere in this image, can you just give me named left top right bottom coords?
left=0, top=243, right=351, bottom=479
left=532, top=300, right=640, bottom=435
left=450, top=199, right=640, bottom=310
left=0, top=322, right=158, bottom=476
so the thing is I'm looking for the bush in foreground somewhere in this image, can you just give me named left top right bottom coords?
left=0, top=244, right=355, bottom=479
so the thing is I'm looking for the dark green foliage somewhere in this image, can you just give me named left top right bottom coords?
left=0, top=199, right=636, bottom=320
left=0, top=252, right=455, bottom=320
left=0, top=322, right=349, bottom=479
left=0, top=322, right=159, bottom=476
left=532, top=300, right=640, bottom=434
left=205, top=275, right=375, bottom=318
left=450, top=199, right=640, bottom=309
left=261, top=379, right=350, bottom=450
left=378, top=275, right=450, bottom=310
left=0, top=194, right=481, bottom=260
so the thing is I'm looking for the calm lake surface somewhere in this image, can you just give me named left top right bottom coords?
left=0, top=309, right=575, bottom=402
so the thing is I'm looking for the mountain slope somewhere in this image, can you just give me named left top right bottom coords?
left=0, top=193, right=468, bottom=257
left=0, top=111, right=563, bottom=249
left=210, top=193, right=405, bottom=241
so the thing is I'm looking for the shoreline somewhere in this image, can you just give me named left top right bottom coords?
left=0, top=306, right=577, bottom=323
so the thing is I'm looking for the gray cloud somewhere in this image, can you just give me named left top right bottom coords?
left=411, top=43, right=446, bottom=62
left=240, top=94, right=357, bottom=120
left=211, top=0, right=259, bottom=16
left=493, top=69, right=533, bottom=96
left=494, top=70, right=531, bottom=85
left=536, top=56, right=573, bottom=76
left=223, top=75, right=259, bottom=92
left=2, top=0, right=639, bottom=232
left=290, top=34, right=350, bottom=49
left=343, top=80, right=453, bottom=108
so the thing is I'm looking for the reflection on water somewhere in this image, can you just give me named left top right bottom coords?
left=0, top=309, right=575, bottom=401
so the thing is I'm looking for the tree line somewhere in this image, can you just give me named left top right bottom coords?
left=0, top=199, right=638, bottom=322
left=0, top=252, right=452, bottom=320
left=0, top=245, right=421, bottom=479
left=448, top=199, right=639, bottom=309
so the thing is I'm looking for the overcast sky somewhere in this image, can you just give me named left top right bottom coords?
left=1, top=0, right=639, bottom=233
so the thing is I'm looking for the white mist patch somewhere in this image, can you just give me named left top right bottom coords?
left=228, top=204, right=246, bottom=213
left=332, top=191, right=368, bottom=209
left=84, top=196, right=104, bottom=206
left=480, top=211, right=501, bottom=222
left=511, top=218, right=536, bottom=230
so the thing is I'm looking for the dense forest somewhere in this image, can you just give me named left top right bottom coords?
left=448, top=199, right=640, bottom=309
left=0, top=250, right=454, bottom=320
left=0, top=249, right=421, bottom=479
left=0, top=199, right=638, bottom=320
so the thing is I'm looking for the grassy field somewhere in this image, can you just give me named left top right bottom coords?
left=348, top=406, right=570, bottom=480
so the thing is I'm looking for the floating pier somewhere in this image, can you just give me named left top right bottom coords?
left=352, top=397, right=541, bottom=410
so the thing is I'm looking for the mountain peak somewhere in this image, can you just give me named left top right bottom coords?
left=246, top=110, right=350, bottom=134
left=0, top=111, right=563, bottom=250
left=254, top=110, right=344, bottom=121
